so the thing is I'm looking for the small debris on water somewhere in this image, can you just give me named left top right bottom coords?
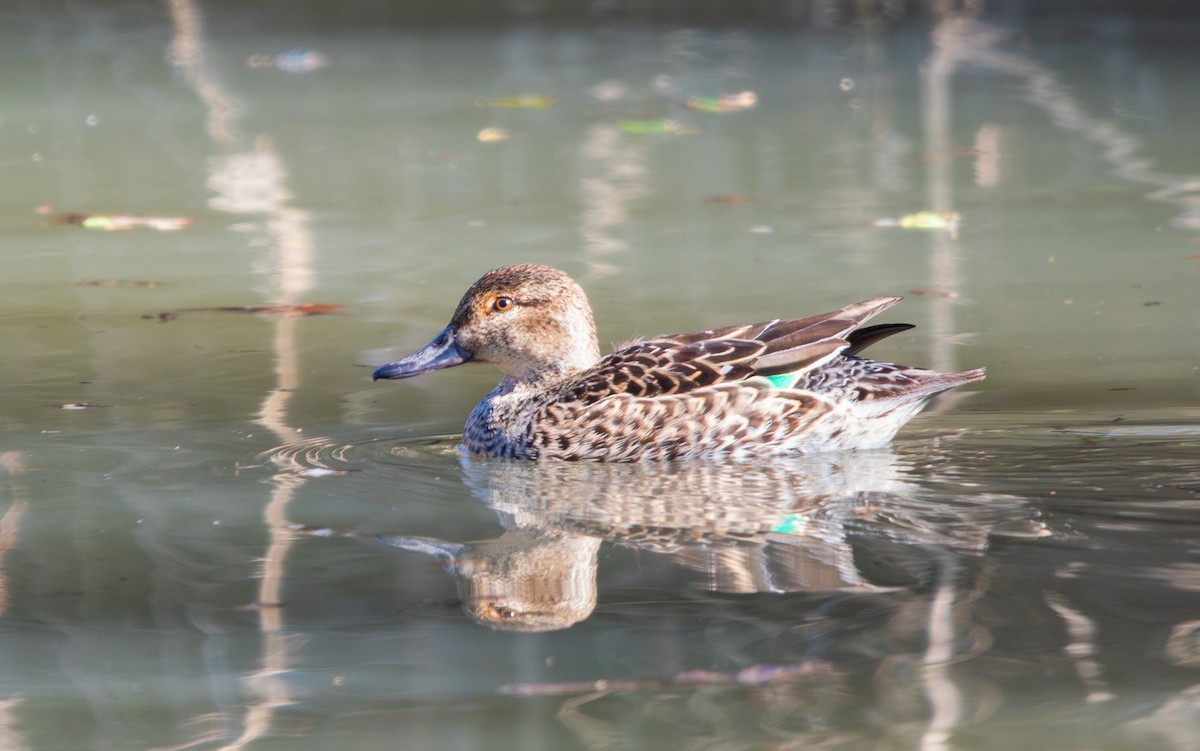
left=145, top=303, right=345, bottom=322
left=476, top=127, right=508, bottom=143
left=247, top=50, right=328, bottom=73
left=38, top=206, right=193, bottom=232
left=618, top=119, right=697, bottom=135
left=474, top=95, right=555, bottom=109
left=908, top=288, right=960, bottom=299
left=869, top=211, right=960, bottom=237
left=685, top=91, right=757, bottom=113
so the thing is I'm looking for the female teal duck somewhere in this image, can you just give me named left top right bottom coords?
left=373, top=264, right=984, bottom=461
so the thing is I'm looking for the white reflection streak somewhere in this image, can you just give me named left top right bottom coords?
left=920, top=22, right=962, bottom=378
left=164, top=1, right=314, bottom=749
left=1044, top=591, right=1114, bottom=704
left=164, top=0, right=240, bottom=146
left=579, top=124, right=649, bottom=277
left=929, top=16, right=1200, bottom=230
left=0, top=698, right=27, bottom=751
left=0, top=453, right=30, bottom=751
left=920, top=556, right=963, bottom=751
left=0, top=452, right=30, bottom=618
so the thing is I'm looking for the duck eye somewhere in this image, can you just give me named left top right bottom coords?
left=492, top=296, right=514, bottom=312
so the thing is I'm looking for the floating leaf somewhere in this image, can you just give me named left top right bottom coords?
left=618, top=119, right=697, bottom=135
left=474, top=95, right=555, bottom=109
left=685, top=91, right=758, bottom=113
left=476, top=127, right=508, bottom=143
left=147, top=303, right=345, bottom=322
left=45, top=210, right=193, bottom=232
left=870, top=211, right=960, bottom=235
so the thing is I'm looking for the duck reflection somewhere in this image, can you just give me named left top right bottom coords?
left=381, top=529, right=601, bottom=632
left=381, top=450, right=1045, bottom=632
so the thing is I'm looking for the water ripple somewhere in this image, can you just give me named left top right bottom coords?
left=260, top=431, right=462, bottom=476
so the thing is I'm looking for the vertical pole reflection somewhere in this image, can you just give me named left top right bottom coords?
left=0, top=453, right=30, bottom=618
left=919, top=15, right=966, bottom=378
left=919, top=9, right=1200, bottom=379
left=1043, top=590, right=1114, bottom=704
left=165, top=0, right=314, bottom=747
left=164, top=0, right=240, bottom=148
left=578, top=124, right=649, bottom=278
left=217, top=471, right=306, bottom=751
left=920, top=554, right=963, bottom=751
left=0, top=453, right=30, bottom=751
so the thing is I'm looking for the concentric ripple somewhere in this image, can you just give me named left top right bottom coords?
left=260, top=430, right=462, bottom=477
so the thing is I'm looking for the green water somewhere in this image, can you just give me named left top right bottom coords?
left=3, top=1, right=1200, bottom=749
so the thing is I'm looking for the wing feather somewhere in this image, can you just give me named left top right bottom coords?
left=563, top=297, right=907, bottom=404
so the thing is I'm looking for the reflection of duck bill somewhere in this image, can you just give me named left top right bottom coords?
left=376, top=534, right=465, bottom=569
left=379, top=529, right=601, bottom=633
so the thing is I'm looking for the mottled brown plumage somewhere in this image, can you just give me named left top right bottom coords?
left=373, top=264, right=984, bottom=460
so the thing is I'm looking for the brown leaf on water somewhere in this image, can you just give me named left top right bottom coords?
left=908, top=288, right=959, bottom=299
left=146, top=304, right=345, bottom=322
left=38, top=206, right=193, bottom=231
left=685, top=91, right=758, bottom=113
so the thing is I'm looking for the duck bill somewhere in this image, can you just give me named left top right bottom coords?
left=372, top=326, right=472, bottom=380
left=375, top=534, right=466, bottom=572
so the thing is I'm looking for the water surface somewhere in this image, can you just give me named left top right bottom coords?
left=2, top=1, right=1200, bottom=749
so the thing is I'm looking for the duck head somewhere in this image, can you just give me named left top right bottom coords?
left=372, top=264, right=601, bottom=383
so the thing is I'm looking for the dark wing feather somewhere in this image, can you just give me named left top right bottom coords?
left=564, top=297, right=906, bottom=404
left=749, top=297, right=903, bottom=375
left=565, top=337, right=765, bottom=403
left=845, top=323, right=916, bottom=356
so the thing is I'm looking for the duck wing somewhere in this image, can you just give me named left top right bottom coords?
left=563, top=297, right=904, bottom=403
left=563, top=337, right=764, bottom=402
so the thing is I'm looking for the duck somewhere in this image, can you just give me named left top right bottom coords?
left=372, top=264, right=984, bottom=461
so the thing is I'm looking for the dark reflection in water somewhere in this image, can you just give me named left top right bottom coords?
left=377, top=450, right=1045, bottom=631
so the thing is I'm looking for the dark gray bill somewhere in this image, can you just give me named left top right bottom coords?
left=372, top=326, right=472, bottom=380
